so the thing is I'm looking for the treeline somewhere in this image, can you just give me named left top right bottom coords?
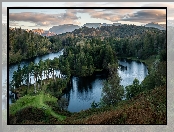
left=58, top=25, right=166, bottom=61
left=111, top=30, right=166, bottom=60
left=62, top=24, right=165, bottom=40
left=71, top=24, right=163, bottom=38
left=9, top=27, right=63, bottom=64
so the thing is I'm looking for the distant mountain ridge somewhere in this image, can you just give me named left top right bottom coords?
left=48, top=22, right=165, bottom=35
left=57, top=24, right=165, bottom=40
left=49, top=24, right=80, bottom=35
left=144, top=22, right=166, bottom=30
left=48, top=23, right=123, bottom=35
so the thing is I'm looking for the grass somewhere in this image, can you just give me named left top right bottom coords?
left=10, top=78, right=68, bottom=124
left=9, top=91, right=66, bottom=121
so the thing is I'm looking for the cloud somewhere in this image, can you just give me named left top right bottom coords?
left=78, top=9, right=166, bottom=23
left=9, top=9, right=81, bottom=26
left=142, top=2, right=174, bottom=19
left=121, top=9, right=166, bottom=23
left=8, top=8, right=166, bottom=28
left=77, top=9, right=165, bottom=23
left=77, top=9, right=122, bottom=22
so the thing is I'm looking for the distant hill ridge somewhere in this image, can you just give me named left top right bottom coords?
left=144, top=22, right=165, bottom=30
left=49, top=24, right=80, bottom=35
left=49, top=22, right=165, bottom=35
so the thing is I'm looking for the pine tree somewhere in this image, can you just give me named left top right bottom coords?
left=101, top=63, right=124, bottom=106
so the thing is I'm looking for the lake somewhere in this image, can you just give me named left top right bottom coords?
left=5, top=50, right=148, bottom=112
left=65, top=58, right=148, bottom=112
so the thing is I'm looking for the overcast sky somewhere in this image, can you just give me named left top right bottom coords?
left=2, top=2, right=172, bottom=30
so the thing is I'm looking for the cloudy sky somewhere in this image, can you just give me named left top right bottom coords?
left=2, top=2, right=172, bottom=30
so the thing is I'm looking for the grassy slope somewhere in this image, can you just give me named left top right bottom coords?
left=9, top=84, right=166, bottom=124
left=9, top=92, right=66, bottom=123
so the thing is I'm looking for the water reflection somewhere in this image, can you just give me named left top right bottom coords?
left=8, top=49, right=64, bottom=84
left=66, top=59, right=148, bottom=112
left=66, top=76, right=105, bottom=112
left=118, top=59, right=148, bottom=87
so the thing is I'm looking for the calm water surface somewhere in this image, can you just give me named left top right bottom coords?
left=65, top=58, right=148, bottom=112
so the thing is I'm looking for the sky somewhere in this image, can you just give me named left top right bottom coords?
left=2, top=2, right=173, bottom=30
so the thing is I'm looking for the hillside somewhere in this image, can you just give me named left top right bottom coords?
left=9, top=84, right=166, bottom=124
left=68, top=85, right=166, bottom=124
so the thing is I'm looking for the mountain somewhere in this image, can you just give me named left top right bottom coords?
left=144, top=22, right=165, bottom=30
left=83, top=23, right=122, bottom=28
left=49, top=24, right=80, bottom=35
left=57, top=24, right=164, bottom=40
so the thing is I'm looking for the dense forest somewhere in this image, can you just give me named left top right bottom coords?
left=9, top=24, right=166, bottom=124
left=9, top=27, right=63, bottom=64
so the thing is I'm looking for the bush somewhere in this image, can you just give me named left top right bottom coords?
left=126, top=78, right=142, bottom=100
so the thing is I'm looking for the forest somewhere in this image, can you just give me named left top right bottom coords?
left=9, top=27, right=63, bottom=64
left=9, top=24, right=166, bottom=124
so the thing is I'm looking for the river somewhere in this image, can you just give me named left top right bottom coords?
left=4, top=50, right=148, bottom=112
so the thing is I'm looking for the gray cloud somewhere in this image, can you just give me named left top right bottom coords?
left=142, top=3, right=173, bottom=19
left=9, top=9, right=81, bottom=26
left=77, top=9, right=122, bottom=22
left=77, top=9, right=165, bottom=23
left=121, top=10, right=166, bottom=23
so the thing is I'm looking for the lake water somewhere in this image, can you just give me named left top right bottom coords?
left=5, top=50, right=148, bottom=112
left=65, top=58, right=148, bottom=112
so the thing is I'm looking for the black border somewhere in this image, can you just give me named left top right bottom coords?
left=7, top=7, right=10, bottom=125
left=7, top=6, right=167, bottom=125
